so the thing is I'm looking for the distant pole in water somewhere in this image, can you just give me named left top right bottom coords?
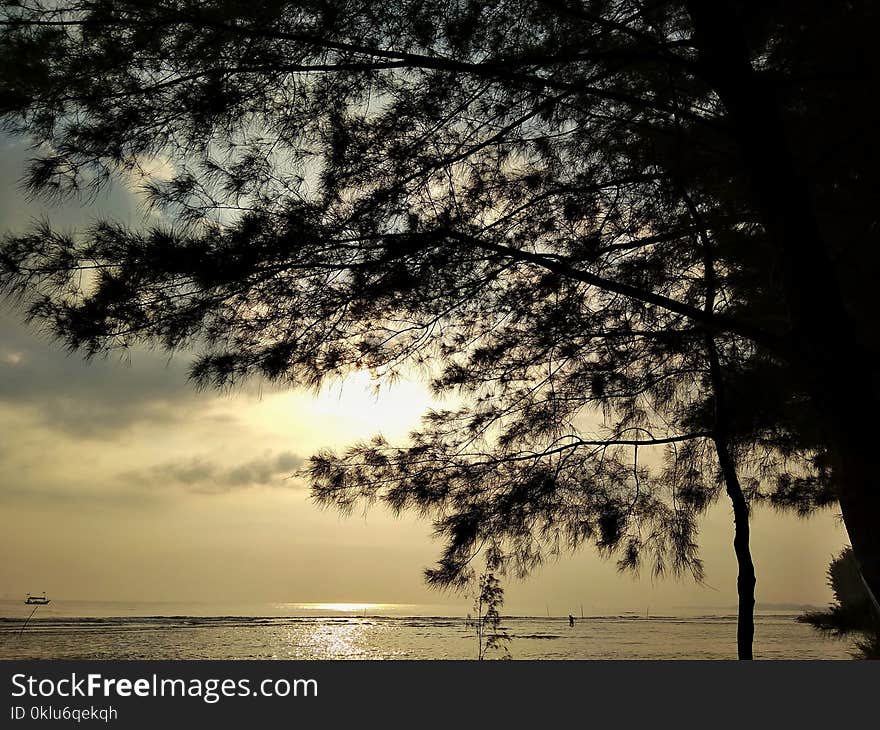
left=580, top=604, right=584, bottom=619
left=546, top=604, right=550, bottom=618
left=18, top=605, right=40, bottom=637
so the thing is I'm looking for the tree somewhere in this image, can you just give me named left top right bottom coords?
left=1, top=1, right=876, bottom=659
left=466, top=571, right=511, bottom=660
left=799, top=548, right=880, bottom=660
left=679, top=0, right=880, bottom=613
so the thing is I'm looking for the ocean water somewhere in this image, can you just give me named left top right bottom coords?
left=0, top=601, right=856, bottom=660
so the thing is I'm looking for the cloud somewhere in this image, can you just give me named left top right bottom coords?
left=1, top=133, right=194, bottom=439
left=0, top=311, right=205, bottom=438
left=0, top=132, right=155, bottom=235
left=120, top=451, right=305, bottom=494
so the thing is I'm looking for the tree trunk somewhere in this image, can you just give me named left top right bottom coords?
left=685, top=0, right=880, bottom=612
left=705, top=324, right=756, bottom=660
left=832, top=435, right=880, bottom=617
left=686, top=165, right=757, bottom=659
left=714, top=433, right=756, bottom=660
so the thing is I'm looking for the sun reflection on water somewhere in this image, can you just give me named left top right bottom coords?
left=272, top=618, right=394, bottom=659
left=306, top=603, right=382, bottom=613
left=273, top=602, right=416, bottom=615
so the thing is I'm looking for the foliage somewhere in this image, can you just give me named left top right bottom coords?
left=466, top=572, right=510, bottom=660
left=1, top=1, right=875, bottom=592
left=799, top=548, right=880, bottom=660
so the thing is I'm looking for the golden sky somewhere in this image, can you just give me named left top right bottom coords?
left=0, top=135, right=847, bottom=614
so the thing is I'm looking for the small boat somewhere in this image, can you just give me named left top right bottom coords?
left=25, top=593, right=50, bottom=605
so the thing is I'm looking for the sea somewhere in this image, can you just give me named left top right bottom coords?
left=0, top=601, right=857, bottom=660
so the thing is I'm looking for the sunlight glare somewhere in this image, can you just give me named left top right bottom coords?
left=252, top=369, right=443, bottom=449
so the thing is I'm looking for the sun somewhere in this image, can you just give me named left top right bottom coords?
left=309, top=370, right=437, bottom=435
left=248, top=369, right=445, bottom=452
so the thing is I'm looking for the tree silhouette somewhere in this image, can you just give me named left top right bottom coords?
left=466, top=571, right=511, bottom=660
left=1, top=1, right=877, bottom=659
left=799, top=548, right=880, bottom=660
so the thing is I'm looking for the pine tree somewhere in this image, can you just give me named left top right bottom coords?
left=2, top=1, right=877, bottom=658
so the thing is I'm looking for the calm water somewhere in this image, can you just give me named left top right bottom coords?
left=0, top=601, right=856, bottom=660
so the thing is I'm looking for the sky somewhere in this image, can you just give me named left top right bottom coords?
left=0, top=132, right=848, bottom=615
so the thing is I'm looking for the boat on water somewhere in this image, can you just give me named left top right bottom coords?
left=25, top=593, right=50, bottom=605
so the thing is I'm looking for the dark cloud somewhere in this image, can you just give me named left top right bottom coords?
left=0, top=311, right=214, bottom=438
left=120, top=451, right=305, bottom=494
left=1, top=133, right=149, bottom=234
